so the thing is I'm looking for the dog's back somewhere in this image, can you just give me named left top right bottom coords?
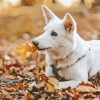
left=87, top=40, right=100, bottom=76
left=87, top=40, right=100, bottom=47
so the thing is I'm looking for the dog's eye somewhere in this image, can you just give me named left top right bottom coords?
left=51, top=31, right=58, bottom=36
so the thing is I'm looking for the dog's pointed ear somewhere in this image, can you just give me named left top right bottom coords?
left=63, top=13, right=77, bottom=33
left=42, top=5, right=57, bottom=24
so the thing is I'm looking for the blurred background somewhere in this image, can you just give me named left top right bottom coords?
left=0, top=0, right=100, bottom=53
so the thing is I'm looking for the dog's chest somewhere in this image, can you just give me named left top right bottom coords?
left=52, top=59, right=75, bottom=80
left=53, top=55, right=89, bottom=80
left=58, top=68, right=74, bottom=80
left=54, top=56, right=77, bottom=69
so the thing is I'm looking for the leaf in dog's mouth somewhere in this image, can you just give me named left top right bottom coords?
left=13, top=43, right=37, bottom=61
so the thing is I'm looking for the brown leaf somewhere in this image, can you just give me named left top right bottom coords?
left=45, top=83, right=55, bottom=93
left=40, top=74, right=48, bottom=82
left=26, top=92, right=34, bottom=100
left=17, top=82, right=27, bottom=90
left=2, top=73, right=16, bottom=79
left=84, top=93, right=95, bottom=99
left=76, top=85, right=97, bottom=93
left=79, top=82, right=95, bottom=88
left=65, top=87, right=75, bottom=97
left=6, top=87, right=16, bottom=92
left=66, top=87, right=81, bottom=99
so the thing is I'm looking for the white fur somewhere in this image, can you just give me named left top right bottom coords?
left=32, top=5, right=100, bottom=89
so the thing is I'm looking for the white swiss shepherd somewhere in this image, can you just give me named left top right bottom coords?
left=32, top=5, right=100, bottom=89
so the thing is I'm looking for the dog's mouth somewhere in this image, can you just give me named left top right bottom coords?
left=38, top=47, right=51, bottom=51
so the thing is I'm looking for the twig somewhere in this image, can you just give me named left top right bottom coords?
left=0, top=77, right=19, bottom=83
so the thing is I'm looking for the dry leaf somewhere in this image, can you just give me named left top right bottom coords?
left=40, top=74, right=48, bottom=82
left=45, top=83, right=55, bottom=93
left=26, top=92, right=34, bottom=100
left=76, top=86, right=97, bottom=93
left=13, top=43, right=37, bottom=61
left=48, top=77, right=59, bottom=86
left=2, top=73, right=16, bottom=79
left=17, top=82, right=27, bottom=90
left=79, top=82, right=95, bottom=88
left=65, top=87, right=75, bottom=97
left=6, top=87, right=16, bottom=92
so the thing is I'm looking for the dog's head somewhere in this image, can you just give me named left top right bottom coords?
left=32, top=5, right=77, bottom=57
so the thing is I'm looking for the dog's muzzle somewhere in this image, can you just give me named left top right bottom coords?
left=32, top=41, right=51, bottom=51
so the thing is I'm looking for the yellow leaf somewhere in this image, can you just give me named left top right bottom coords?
left=45, top=83, right=55, bottom=93
left=13, top=43, right=37, bottom=61
left=48, top=77, right=59, bottom=86
left=76, top=85, right=97, bottom=93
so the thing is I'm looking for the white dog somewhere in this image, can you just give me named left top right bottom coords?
left=32, top=5, right=100, bottom=89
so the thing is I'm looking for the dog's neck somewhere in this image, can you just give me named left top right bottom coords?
left=46, top=33, right=89, bottom=67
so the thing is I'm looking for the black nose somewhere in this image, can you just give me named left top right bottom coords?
left=32, top=41, right=39, bottom=47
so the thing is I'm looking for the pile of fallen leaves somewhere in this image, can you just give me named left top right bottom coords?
left=0, top=42, right=100, bottom=100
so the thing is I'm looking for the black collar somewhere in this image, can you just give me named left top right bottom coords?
left=51, top=48, right=90, bottom=81
left=51, top=64, right=66, bottom=81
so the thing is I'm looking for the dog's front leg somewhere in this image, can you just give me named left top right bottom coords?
left=45, top=66, right=54, bottom=77
left=45, top=51, right=54, bottom=77
left=57, top=80, right=81, bottom=89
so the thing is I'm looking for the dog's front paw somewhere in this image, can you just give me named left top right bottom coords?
left=57, top=81, right=81, bottom=89
left=57, top=82, right=67, bottom=89
left=89, top=69, right=97, bottom=77
left=45, top=66, right=54, bottom=77
left=52, top=82, right=66, bottom=89
left=54, top=82, right=67, bottom=89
